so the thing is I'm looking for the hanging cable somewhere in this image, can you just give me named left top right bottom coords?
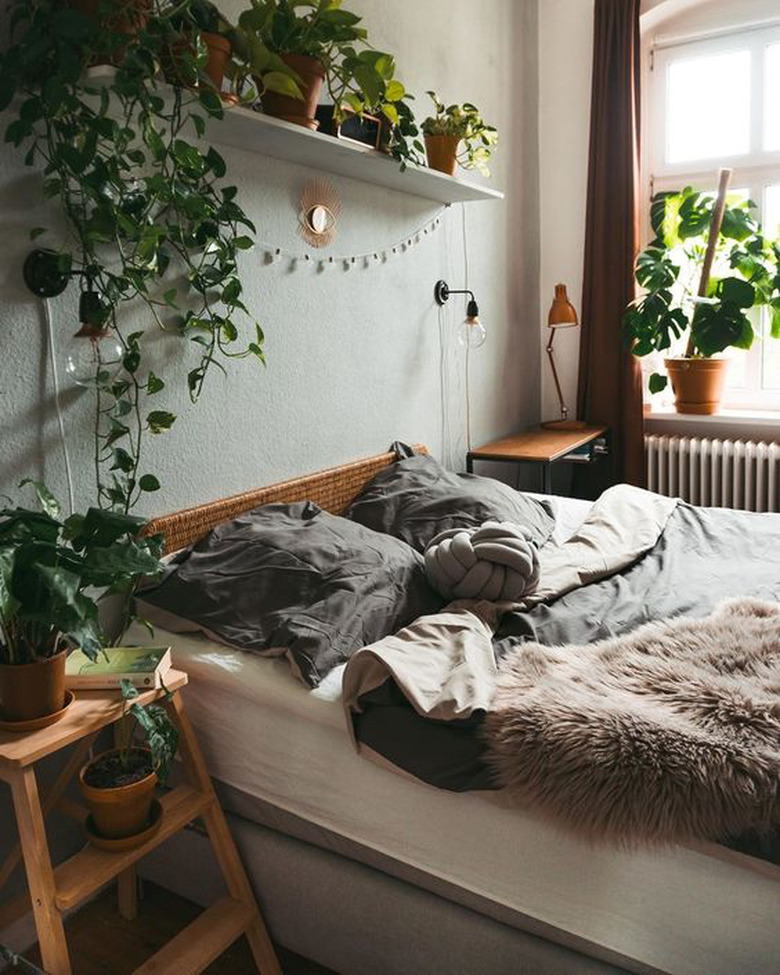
left=462, top=203, right=473, bottom=453
left=44, top=297, right=75, bottom=517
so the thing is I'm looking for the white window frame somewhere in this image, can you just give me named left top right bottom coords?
left=647, top=23, right=780, bottom=412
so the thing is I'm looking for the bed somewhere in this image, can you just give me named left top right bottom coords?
left=135, top=446, right=780, bottom=975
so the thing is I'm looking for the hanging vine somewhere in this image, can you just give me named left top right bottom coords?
left=0, top=0, right=269, bottom=512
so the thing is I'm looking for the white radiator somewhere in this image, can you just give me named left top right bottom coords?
left=645, top=435, right=780, bottom=512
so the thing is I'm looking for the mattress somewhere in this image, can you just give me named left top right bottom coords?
left=137, top=494, right=780, bottom=975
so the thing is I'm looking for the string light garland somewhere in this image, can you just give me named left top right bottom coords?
left=257, top=205, right=449, bottom=271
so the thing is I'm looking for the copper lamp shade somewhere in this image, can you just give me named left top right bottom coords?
left=542, top=283, right=585, bottom=430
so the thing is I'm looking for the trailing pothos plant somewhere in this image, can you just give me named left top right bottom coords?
left=624, top=187, right=780, bottom=395
left=421, top=92, right=498, bottom=176
left=0, top=0, right=279, bottom=513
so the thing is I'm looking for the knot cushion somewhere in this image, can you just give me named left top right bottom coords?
left=424, top=521, right=541, bottom=602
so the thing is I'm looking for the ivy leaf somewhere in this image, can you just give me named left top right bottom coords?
left=147, top=411, right=176, bottom=434
left=205, top=146, right=226, bottom=178
left=19, top=479, right=61, bottom=519
left=29, top=227, right=47, bottom=241
left=648, top=373, right=668, bottom=394
left=139, top=474, right=160, bottom=492
left=146, top=371, right=165, bottom=394
left=234, top=236, right=254, bottom=250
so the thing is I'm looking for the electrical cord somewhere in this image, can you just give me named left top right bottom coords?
left=43, top=297, right=75, bottom=517
left=462, top=203, right=472, bottom=453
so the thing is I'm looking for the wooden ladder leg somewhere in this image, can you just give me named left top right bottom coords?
left=9, top=766, right=72, bottom=975
left=168, top=692, right=282, bottom=975
left=117, top=865, right=138, bottom=921
left=0, top=734, right=96, bottom=897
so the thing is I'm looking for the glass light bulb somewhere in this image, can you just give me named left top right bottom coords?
left=458, top=315, right=487, bottom=349
left=64, top=329, right=124, bottom=387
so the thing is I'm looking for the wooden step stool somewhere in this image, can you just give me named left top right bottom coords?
left=0, top=670, right=281, bottom=975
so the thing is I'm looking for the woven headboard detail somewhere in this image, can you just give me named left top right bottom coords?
left=143, top=444, right=428, bottom=554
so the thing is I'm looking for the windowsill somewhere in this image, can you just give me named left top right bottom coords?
left=646, top=407, right=780, bottom=428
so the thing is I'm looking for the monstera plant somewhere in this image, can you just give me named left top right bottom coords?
left=0, top=0, right=290, bottom=512
left=624, top=182, right=780, bottom=414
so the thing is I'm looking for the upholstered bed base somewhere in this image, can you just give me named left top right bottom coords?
left=139, top=808, right=635, bottom=975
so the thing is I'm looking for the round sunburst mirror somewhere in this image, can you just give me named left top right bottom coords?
left=298, top=180, right=341, bottom=248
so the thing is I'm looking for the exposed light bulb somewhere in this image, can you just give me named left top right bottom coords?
left=458, top=297, right=486, bottom=348
left=458, top=315, right=487, bottom=349
left=65, top=290, right=123, bottom=387
left=64, top=328, right=124, bottom=387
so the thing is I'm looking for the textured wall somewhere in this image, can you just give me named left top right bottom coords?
left=538, top=0, right=593, bottom=426
left=0, top=0, right=540, bottom=517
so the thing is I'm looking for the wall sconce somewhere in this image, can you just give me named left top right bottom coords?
left=541, top=283, right=585, bottom=430
left=23, top=248, right=123, bottom=387
left=434, top=279, right=487, bottom=349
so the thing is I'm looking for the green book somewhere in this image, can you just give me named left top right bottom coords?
left=66, top=646, right=172, bottom=690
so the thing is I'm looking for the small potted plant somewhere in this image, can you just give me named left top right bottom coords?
left=0, top=483, right=163, bottom=727
left=420, top=92, right=498, bottom=177
left=79, top=680, right=178, bottom=845
left=624, top=176, right=780, bottom=414
left=324, top=48, right=423, bottom=167
left=237, top=0, right=371, bottom=129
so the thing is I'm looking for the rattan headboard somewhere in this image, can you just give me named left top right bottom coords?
left=143, top=444, right=428, bottom=553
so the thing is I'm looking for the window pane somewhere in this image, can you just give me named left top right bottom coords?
left=761, top=334, right=780, bottom=391
left=666, top=50, right=751, bottom=164
left=766, top=45, right=780, bottom=151
left=766, top=185, right=780, bottom=241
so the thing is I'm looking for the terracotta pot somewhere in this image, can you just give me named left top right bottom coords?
left=80, top=748, right=156, bottom=841
left=260, top=53, right=325, bottom=130
left=0, top=651, right=66, bottom=722
left=665, top=357, right=729, bottom=415
left=202, top=32, right=231, bottom=91
left=70, top=0, right=150, bottom=63
left=425, top=134, right=461, bottom=176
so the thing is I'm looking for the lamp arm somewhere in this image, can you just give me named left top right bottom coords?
left=546, top=329, right=569, bottom=421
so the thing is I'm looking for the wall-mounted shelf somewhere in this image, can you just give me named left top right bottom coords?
left=212, top=105, right=504, bottom=206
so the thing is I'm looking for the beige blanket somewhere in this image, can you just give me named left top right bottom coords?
left=343, top=485, right=677, bottom=736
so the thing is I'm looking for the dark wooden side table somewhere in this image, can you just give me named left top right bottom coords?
left=466, top=425, right=609, bottom=494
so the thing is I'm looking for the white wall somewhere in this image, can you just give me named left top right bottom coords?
left=0, top=0, right=539, bottom=516
left=538, top=0, right=593, bottom=424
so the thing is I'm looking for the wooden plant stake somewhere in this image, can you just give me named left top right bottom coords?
left=685, top=167, right=733, bottom=355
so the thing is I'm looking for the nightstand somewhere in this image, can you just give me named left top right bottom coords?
left=0, top=671, right=280, bottom=975
left=467, top=425, right=610, bottom=494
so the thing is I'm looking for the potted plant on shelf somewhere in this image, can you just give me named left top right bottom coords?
left=324, top=49, right=423, bottom=168
left=79, top=679, right=178, bottom=845
left=420, top=91, right=498, bottom=177
left=624, top=170, right=780, bottom=414
left=237, top=0, right=372, bottom=129
left=0, top=483, right=164, bottom=727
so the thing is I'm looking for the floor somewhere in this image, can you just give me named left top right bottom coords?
left=13, top=880, right=338, bottom=975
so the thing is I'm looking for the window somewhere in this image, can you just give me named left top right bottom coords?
left=648, top=23, right=780, bottom=411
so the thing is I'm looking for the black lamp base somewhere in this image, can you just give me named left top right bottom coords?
left=22, top=249, right=70, bottom=298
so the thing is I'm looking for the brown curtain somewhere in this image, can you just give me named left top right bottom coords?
left=575, top=0, right=645, bottom=492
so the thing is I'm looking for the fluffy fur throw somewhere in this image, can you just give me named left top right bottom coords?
left=484, top=598, right=780, bottom=845
left=424, top=522, right=540, bottom=601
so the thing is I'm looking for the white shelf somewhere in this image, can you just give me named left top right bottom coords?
left=212, top=104, right=504, bottom=205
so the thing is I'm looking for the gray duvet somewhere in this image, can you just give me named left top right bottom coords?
left=348, top=496, right=780, bottom=858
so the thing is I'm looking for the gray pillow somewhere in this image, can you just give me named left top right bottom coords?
left=345, top=453, right=555, bottom=553
left=138, top=502, right=443, bottom=687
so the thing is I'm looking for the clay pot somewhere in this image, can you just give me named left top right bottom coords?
left=260, top=53, right=325, bottom=130
left=80, top=747, right=156, bottom=841
left=665, top=357, right=729, bottom=415
left=202, top=32, right=231, bottom=91
left=0, top=651, right=66, bottom=723
left=70, top=0, right=150, bottom=63
left=425, top=134, right=461, bottom=176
